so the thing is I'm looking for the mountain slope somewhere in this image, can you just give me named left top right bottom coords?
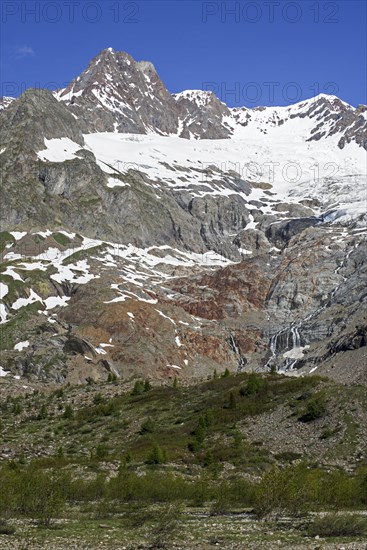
left=0, top=48, right=366, bottom=387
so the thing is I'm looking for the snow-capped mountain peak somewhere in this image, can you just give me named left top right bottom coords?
left=1, top=48, right=366, bottom=149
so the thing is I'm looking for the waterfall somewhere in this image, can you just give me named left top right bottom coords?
left=229, top=333, right=246, bottom=372
left=265, top=323, right=304, bottom=372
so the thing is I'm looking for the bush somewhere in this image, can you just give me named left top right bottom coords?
left=107, top=372, right=117, bottom=383
left=307, top=513, right=367, bottom=537
left=37, top=403, right=48, bottom=420
left=274, top=451, right=302, bottom=463
left=131, top=380, right=144, bottom=396
left=0, top=467, right=69, bottom=527
left=189, top=414, right=211, bottom=450
left=254, top=465, right=311, bottom=518
left=63, top=404, right=73, bottom=419
left=228, top=392, right=236, bottom=410
left=108, top=472, right=191, bottom=503
left=299, top=392, right=327, bottom=422
left=146, top=444, right=167, bottom=465
left=94, top=443, right=109, bottom=460
left=68, top=474, right=106, bottom=503
left=240, top=373, right=265, bottom=396
left=149, top=503, right=182, bottom=549
left=320, top=427, right=338, bottom=440
left=140, top=418, right=156, bottom=434
left=93, top=393, right=104, bottom=405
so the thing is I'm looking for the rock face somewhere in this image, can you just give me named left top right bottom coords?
left=0, top=88, right=84, bottom=153
left=173, top=90, right=233, bottom=139
left=0, top=48, right=366, bottom=386
left=56, top=48, right=179, bottom=135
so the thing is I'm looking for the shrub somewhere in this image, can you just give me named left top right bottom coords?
left=140, top=418, right=156, bottom=434
left=307, top=514, right=367, bottom=537
left=320, top=427, right=339, bottom=440
left=146, top=444, right=167, bottom=465
left=94, top=443, right=109, bottom=460
left=63, top=404, right=73, bottom=419
left=228, top=391, right=237, bottom=410
left=299, top=392, right=327, bottom=422
left=190, top=416, right=208, bottom=450
left=356, top=467, right=367, bottom=505
left=148, top=503, right=182, bottom=549
left=210, top=483, right=231, bottom=515
left=93, top=393, right=104, bottom=405
left=254, top=465, right=311, bottom=518
left=37, top=403, right=48, bottom=420
left=68, top=475, right=106, bottom=503
left=240, top=373, right=265, bottom=396
left=13, top=403, right=22, bottom=415
left=4, top=467, right=70, bottom=527
left=131, top=380, right=144, bottom=396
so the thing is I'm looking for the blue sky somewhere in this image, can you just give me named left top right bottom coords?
left=1, top=0, right=366, bottom=107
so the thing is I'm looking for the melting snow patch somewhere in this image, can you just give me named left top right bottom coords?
left=95, top=347, right=107, bottom=355
left=12, top=289, right=43, bottom=310
left=44, top=296, right=70, bottom=310
left=175, top=335, right=182, bottom=347
left=37, top=138, right=81, bottom=162
left=155, top=309, right=176, bottom=324
left=107, top=177, right=130, bottom=188
left=10, top=231, right=27, bottom=240
left=2, top=267, right=23, bottom=281
left=14, top=340, right=30, bottom=352
left=0, top=282, right=9, bottom=300
left=283, top=345, right=310, bottom=360
left=3, top=252, right=22, bottom=261
left=35, top=230, right=53, bottom=238
left=51, top=260, right=98, bottom=285
left=0, top=304, right=8, bottom=324
left=0, top=367, right=9, bottom=377
left=105, top=294, right=128, bottom=304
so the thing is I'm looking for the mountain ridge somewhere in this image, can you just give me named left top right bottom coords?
left=2, top=47, right=366, bottom=147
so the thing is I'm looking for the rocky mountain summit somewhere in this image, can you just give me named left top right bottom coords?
left=3, top=47, right=365, bottom=146
left=0, top=48, right=366, bottom=387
